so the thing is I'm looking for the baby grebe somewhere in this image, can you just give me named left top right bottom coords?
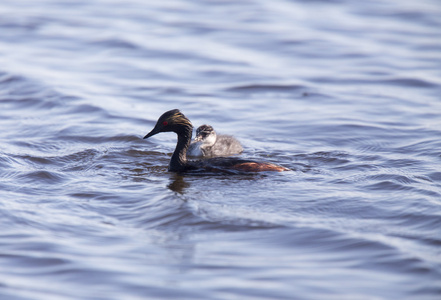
left=187, top=124, right=243, bottom=157
left=143, top=109, right=289, bottom=173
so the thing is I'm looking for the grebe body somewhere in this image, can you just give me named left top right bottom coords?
left=143, top=109, right=289, bottom=173
left=187, top=124, right=243, bottom=157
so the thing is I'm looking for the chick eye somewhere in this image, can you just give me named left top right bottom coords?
left=163, top=121, right=168, bottom=126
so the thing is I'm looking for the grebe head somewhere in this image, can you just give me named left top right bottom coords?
left=194, top=124, right=217, bottom=145
left=143, top=109, right=193, bottom=139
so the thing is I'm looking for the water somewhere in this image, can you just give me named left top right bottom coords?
left=1, top=0, right=441, bottom=299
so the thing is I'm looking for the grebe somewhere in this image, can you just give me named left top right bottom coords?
left=187, top=124, right=243, bottom=157
left=143, top=109, right=289, bottom=173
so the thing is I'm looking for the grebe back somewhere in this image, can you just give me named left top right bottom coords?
left=187, top=124, right=243, bottom=157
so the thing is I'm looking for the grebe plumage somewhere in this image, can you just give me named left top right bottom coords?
left=187, top=124, right=243, bottom=157
left=143, top=109, right=289, bottom=173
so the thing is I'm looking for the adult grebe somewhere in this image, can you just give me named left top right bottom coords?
left=187, top=124, right=243, bottom=157
left=143, top=109, right=289, bottom=173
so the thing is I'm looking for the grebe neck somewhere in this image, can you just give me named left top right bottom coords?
left=169, top=123, right=193, bottom=172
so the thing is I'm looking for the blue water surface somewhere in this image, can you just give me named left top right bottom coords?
left=0, top=0, right=440, bottom=299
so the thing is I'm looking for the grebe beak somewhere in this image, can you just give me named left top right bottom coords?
left=143, top=126, right=160, bottom=139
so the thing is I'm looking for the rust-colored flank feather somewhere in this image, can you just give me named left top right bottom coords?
left=232, top=162, right=290, bottom=172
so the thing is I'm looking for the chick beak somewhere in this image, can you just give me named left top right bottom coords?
left=193, top=135, right=203, bottom=142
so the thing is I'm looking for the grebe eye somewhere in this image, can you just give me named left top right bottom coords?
left=163, top=121, right=168, bottom=126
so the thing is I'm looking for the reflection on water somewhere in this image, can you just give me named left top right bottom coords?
left=168, top=174, right=190, bottom=194
left=1, top=0, right=441, bottom=299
